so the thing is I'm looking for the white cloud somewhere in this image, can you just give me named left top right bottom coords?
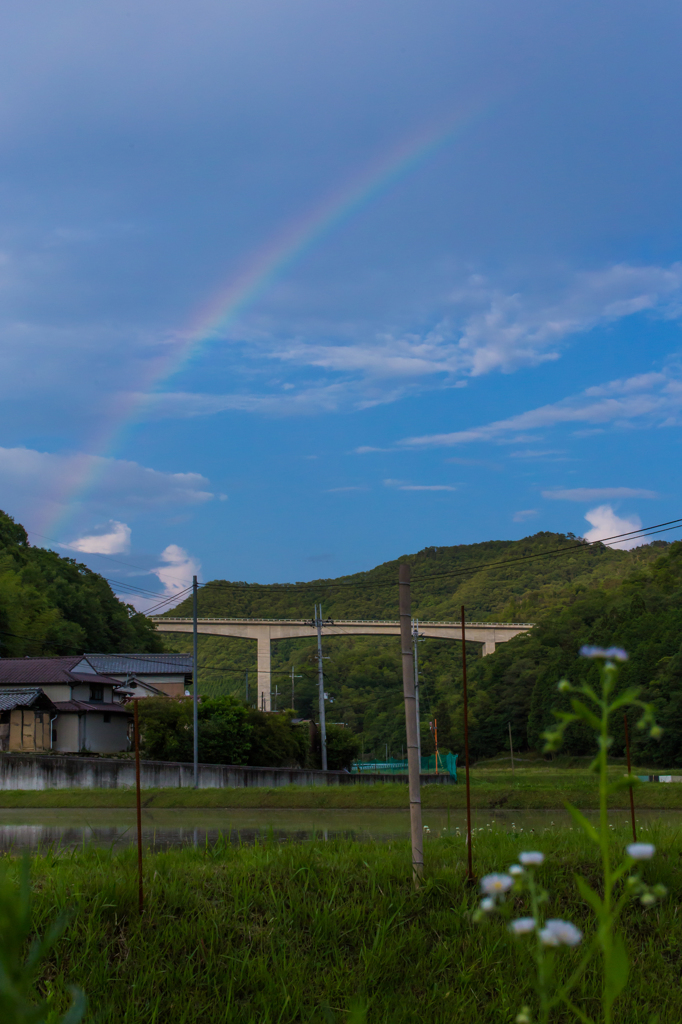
left=263, top=262, right=682, bottom=386
left=400, top=368, right=682, bottom=448
left=583, top=505, right=645, bottom=550
left=325, top=486, right=368, bottom=492
left=113, top=262, right=682, bottom=422
left=62, top=520, right=131, bottom=554
left=513, top=509, right=538, bottom=522
left=0, top=445, right=213, bottom=533
left=383, top=478, right=456, bottom=492
left=122, top=543, right=201, bottom=614
left=543, top=487, right=658, bottom=501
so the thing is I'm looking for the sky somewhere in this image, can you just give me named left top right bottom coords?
left=1, top=0, right=682, bottom=610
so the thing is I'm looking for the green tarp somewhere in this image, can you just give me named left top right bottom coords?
left=351, top=753, right=457, bottom=780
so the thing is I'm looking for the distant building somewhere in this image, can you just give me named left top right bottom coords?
left=0, top=688, right=57, bottom=752
left=84, top=654, right=193, bottom=698
left=0, top=657, right=132, bottom=754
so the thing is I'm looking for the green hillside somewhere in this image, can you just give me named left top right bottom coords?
left=159, top=532, right=681, bottom=765
left=0, top=510, right=163, bottom=656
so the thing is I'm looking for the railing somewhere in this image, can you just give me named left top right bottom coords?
left=153, top=617, right=534, bottom=627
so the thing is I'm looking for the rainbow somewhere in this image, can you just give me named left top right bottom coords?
left=47, top=99, right=492, bottom=541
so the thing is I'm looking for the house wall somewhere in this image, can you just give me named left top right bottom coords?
left=80, top=713, right=130, bottom=754
left=32, top=684, right=72, bottom=702
left=71, top=683, right=115, bottom=702
left=109, top=674, right=188, bottom=698
left=52, top=714, right=80, bottom=753
left=0, top=753, right=456, bottom=790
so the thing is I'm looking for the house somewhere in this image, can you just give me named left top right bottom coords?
left=84, top=654, right=193, bottom=697
left=0, top=688, right=58, bottom=752
left=0, top=657, right=132, bottom=754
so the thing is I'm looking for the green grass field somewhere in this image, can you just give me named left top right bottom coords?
left=17, top=824, right=679, bottom=1023
left=3, top=765, right=682, bottom=809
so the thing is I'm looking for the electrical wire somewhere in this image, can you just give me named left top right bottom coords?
left=190, top=515, right=682, bottom=597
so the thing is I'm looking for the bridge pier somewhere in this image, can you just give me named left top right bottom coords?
left=257, top=630, right=271, bottom=712
left=152, top=618, right=532, bottom=715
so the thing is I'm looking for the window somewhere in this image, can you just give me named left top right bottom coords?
left=90, top=686, right=103, bottom=702
left=103, top=713, right=111, bottom=723
left=52, top=730, right=57, bottom=743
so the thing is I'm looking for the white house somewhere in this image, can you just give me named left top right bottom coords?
left=0, top=657, right=132, bottom=754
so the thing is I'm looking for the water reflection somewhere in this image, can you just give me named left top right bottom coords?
left=0, top=807, right=678, bottom=853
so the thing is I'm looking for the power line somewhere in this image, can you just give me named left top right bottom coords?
left=156, top=516, right=681, bottom=604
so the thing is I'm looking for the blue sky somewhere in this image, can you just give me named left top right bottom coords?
left=1, top=0, right=681, bottom=608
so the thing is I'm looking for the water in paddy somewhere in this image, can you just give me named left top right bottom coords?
left=0, top=807, right=679, bottom=852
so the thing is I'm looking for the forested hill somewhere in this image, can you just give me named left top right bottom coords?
left=0, top=510, right=163, bottom=656
left=160, top=532, right=682, bottom=767
left=166, top=532, right=663, bottom=622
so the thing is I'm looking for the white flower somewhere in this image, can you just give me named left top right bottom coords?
left=515, top=1009, right=531, bottom=1024
left=480, top=897, right=495, bottom=913
left=509, top=917, right=536, bottom=935
left=540, top=919, right=582, bottom=947
left=627, top=843, right=655, bottom=861
left=640, top=892, right=656, bottom=907
left=519, top=851, right=545, bottom=866
left=480, top=873, right=514, bottom=895
left=509, top=864, right=524, bottom=876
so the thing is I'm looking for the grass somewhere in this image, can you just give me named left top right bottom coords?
left=3, top=766, right=682, bottom=809
left=19, top=823, right=682, bottom=1023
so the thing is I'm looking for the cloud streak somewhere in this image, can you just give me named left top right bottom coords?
left=399, top=369, right=682, bottom=448
left=543, top=487, right=658, bottom=502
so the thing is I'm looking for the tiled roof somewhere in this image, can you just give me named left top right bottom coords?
left=53, top=700, right=132, bottom=715
left=69, top=672, right=123, bottom=686
left=0, top=657, right=86, bottom=684
left=0, top=688, right=57, bottom=712
left=85, top=654, right=193, bottom=675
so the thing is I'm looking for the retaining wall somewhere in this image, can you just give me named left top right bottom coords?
left=0, top=753, right=455, bottom=790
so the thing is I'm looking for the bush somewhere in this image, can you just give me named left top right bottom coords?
left=138, top=695, right=251, bottom=765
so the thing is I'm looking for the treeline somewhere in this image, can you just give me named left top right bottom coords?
left=137, top=695, right=359, bottom=770
left=0, top=510, right=162, bottom=656
left=160, top=531, right=681, bottom=766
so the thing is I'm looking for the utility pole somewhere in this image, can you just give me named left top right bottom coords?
left=310, top=603, right=333, bottom=771
left=192, top=575, right=199, bottom=789
left=291, top=666, right=302, bottom=710
left=399, top=563, right=423, bottom=886
left=412, top=620, right=422, bottom=761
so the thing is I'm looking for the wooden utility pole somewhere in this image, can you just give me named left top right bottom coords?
left=508, top=721, right=515, bottom=773
left=412, top=620, right=422, bottom=760
left=624, top=713, right=637, bottom=842
left=460, top=606, right=474, bottom=881
left=399, top=563, right=424, bottom=886
left=134, top=699, right=144, bottom=913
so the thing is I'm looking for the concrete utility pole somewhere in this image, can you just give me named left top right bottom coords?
left=399, top=563, right=423, bottom=886
left=192, top=575, right=199, bottom=789
left=315, top=603, right=328, bottom=770
left=412, top=619, right=422, bottom=761
left=291, top=666, right=302, bottom=710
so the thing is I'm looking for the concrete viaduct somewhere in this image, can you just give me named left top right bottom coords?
left=152, top=617, right=533, bottom=712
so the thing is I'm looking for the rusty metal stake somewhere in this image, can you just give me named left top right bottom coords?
left=461, top=606, right=474, bottom=882
left=134, top=700, right=144, bottom=913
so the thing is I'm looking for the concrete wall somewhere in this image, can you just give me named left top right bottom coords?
left=0, top=753, right=455, bottom=790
